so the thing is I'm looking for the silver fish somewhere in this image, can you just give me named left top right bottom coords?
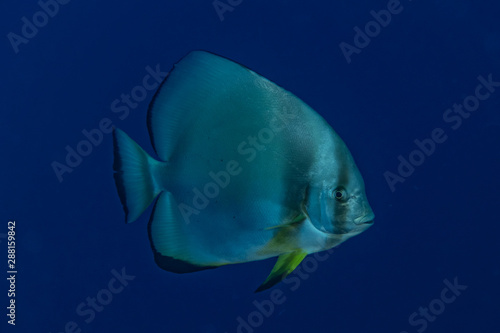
left=112, top=51, right=374, bottom=291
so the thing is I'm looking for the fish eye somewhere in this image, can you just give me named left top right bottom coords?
left=332, top=187, right=347, bottom=201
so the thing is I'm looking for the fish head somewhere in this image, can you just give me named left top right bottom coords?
left=306, top=146, right=374, bottom=238
left=324, top=182, right=374, bottom=237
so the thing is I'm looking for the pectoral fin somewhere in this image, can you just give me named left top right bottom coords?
left=264, top=213, right=306, bottom=231
left=255, top=250, right=308, bottom=292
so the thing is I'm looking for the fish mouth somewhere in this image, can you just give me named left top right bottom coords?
left=313, top=214, right=374, bottom=236
left=354, top=213, right=375, bottom=225
left=317, top=222, right=372, bottom=236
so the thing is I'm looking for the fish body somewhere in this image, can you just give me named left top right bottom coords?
left=113, top=51, right=374, bottom=291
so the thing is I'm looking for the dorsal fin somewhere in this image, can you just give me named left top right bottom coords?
left=147, top=51, right=272, bottom=161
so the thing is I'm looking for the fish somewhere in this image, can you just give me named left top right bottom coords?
left=112, top=51, right=374, bottom=292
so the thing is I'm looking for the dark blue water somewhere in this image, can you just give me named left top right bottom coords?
left=1, top=1, right=499, bottom=332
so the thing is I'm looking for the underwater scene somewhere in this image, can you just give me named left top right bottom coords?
left=1, top=1, right=499, bottom=332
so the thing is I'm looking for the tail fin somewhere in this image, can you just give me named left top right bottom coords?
left=113, top=128, right=165, bottom=223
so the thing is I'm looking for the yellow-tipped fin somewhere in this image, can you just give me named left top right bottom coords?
left=255, top=250, right=308, bottom=292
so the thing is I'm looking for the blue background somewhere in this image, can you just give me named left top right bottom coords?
left=1, top=0, right=499, bottom=332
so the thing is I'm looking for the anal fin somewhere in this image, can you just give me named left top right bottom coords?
left=255, top=250, right=307, bottom=292
left=148, top=192, right=218, bottom=273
